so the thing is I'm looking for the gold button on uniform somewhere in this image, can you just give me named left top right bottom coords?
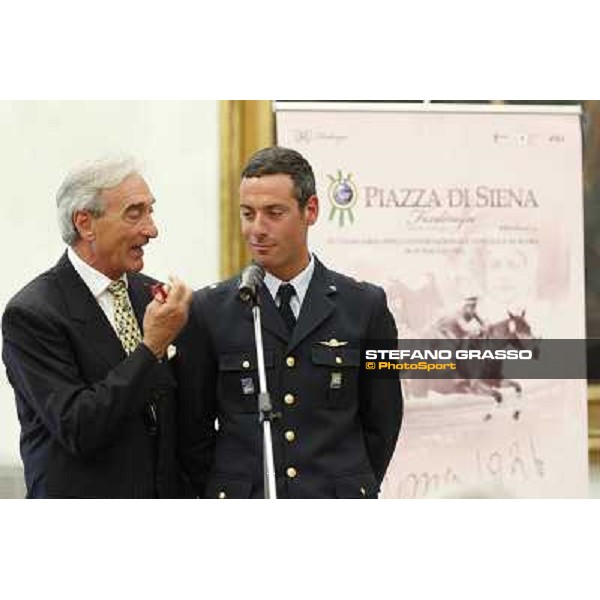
left=284, top=393, right=295, bottom=406
left=218, top=491, right=227, bottom=499
left=284, top=430, right=296, bottom=442
left=242, top=360, right=250, bottom=369
left=286, top=467, right=297, bottom=479
left=286, top=356, right=295, bottom=367
left=335, top=356, right=343, bottom=365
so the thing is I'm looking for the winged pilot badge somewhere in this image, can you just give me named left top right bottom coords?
left=319, top=338, right=348, bottom=348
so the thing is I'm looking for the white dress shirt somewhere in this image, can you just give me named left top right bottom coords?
left=263, top=253, right=315, bottom=319
left=67, top=247, right=129, bottom=334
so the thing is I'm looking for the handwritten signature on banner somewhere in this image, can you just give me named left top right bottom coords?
left=389, top=436, right=545, bottom=499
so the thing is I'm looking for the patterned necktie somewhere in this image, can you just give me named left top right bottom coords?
left=108, top=280, right=142, bottom=354
left=277, top=283, right=297, bottom=332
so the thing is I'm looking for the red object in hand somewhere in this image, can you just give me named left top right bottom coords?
left=150, top=282, right=168, bottom=302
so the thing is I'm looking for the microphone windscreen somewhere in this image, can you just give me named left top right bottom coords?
left=239, top=263, right=265, bottom=302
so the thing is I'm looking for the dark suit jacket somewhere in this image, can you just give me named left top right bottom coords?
left=177, top=258, right=403, bottom=498
left=2, top=252, right=180, bottom=498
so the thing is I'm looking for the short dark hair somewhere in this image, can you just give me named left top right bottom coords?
left=241, top=146, right=316, bottom=209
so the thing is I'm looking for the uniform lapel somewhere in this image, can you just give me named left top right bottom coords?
left=239, top=259, right=337, bottom=349
left=54, top=252, right=125, bottom=367
left=242, top=282, right=289, bottom=344
left=287, top=258, right=336, bottom=353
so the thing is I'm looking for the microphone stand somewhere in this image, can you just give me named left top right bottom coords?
left=245, top=290, right=278, bottom=500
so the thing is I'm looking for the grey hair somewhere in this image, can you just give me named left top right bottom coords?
left=56, top=156, right=141, bottom=246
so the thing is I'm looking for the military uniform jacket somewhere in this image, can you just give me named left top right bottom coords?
left=177, top=258, right=403, bottom=499
left=1, top=253, right=181, bottom=498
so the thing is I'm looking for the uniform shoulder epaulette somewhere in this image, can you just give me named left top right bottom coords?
left=328, top=267, right=379, bottom=294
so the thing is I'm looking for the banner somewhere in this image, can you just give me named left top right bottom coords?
left=276, top=102, right=588, bottom=498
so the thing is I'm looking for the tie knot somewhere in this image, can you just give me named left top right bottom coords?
left=278, top=283, right=295, bottom=304
left=108, top=280, right=127, bottom=298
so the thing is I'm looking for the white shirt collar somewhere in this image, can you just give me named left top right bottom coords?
left=264, top=253, right=315, bottom=308
left=67, top=246, right=128, bottom=298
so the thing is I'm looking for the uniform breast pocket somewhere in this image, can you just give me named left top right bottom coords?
left=311, top=345, right=361, bottom=410
left=218, top=350, right=274, bottom=414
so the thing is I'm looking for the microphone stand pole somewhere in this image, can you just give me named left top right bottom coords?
left=248, top=295, right=278, bottom=500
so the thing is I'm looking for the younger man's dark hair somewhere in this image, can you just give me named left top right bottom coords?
left=241, top=146, right=316, bottom=209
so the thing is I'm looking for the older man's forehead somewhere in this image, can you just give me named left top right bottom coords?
left=122, top=196, right=156, bottom=207
left=101, top=174, right=155, bottom=208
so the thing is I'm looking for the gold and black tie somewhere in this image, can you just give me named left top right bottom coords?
left=108, top=280, right=142, bottom=354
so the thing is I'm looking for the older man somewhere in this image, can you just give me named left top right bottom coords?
left=2, top=158, right=192, bottom=498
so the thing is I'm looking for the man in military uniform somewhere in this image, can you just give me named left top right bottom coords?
left=177, top=147, right=402, bottom=498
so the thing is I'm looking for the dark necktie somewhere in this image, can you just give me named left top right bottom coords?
left=277, top=283, right=297, bottom=331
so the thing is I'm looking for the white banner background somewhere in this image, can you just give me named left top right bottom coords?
left=276, top=103, right=588, bottom=498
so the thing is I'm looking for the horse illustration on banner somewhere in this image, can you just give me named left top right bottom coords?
left=405, top=297, right=540, bottom=420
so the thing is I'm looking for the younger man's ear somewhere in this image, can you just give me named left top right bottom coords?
left=305, top=195, right=319, bottom=226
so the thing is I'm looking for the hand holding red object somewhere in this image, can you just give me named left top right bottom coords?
left=150, top=282, right=169, bottom=302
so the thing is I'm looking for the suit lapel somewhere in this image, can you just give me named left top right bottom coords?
left=287, top=259, right=336, bottom=354
left=54, top=252, right=126, bottom=368
left=127, top=273, right=150, bottom=330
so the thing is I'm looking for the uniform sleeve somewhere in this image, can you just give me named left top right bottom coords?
left=174, top=293, right=217, bottom=497
left=2, top=303, right=160, bottom=458
left=358, top=286, right=403, bottom=485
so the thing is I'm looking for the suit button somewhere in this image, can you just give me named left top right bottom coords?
left=335, top=356, right=343, bottom=365
left=286, top=356, right=295, bottom=367
left=284, top=430, right=296, bottom=442
left=284, top=393, right=295, bottom=406
left=218, top=491, right=227, bottom=499
left=242, top=360, right=250, bottom=369
left=286, top=467, right=297, bottom=479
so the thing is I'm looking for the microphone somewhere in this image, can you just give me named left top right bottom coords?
left=239, top=262, right=265, bottom=303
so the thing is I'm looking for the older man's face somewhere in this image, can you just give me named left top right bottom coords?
left=88, top=174, right=158, bottom=279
